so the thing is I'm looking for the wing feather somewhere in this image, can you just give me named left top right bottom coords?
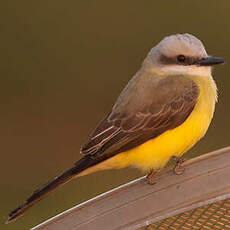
left=81, top=74, right=199, bottom=159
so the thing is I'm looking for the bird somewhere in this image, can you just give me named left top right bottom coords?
left=7, top=33, right=225, bottom=223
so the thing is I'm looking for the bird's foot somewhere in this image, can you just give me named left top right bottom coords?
left=145, top=170, right=156, bottom=185
left=171, top=156, right=186, bottom=175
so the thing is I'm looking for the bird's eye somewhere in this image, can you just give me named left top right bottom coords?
left=177, top=55, right=186, bottom=63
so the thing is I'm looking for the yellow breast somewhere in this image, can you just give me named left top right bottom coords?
left=79, top=75, right=217, bottom=176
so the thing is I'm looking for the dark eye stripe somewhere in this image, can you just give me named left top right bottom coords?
left=159, top=54, right=199, bottom=66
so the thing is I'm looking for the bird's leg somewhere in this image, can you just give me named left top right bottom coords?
left=145, top=169, right=156, bottom=185
left=171, top=156, right=186, bottom=175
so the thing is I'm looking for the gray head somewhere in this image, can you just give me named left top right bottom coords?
left=144, top=33, right=224, bottom=74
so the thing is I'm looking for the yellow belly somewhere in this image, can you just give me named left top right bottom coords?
left=79, top=75, right=217, bottom=176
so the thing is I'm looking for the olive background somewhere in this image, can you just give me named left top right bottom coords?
left=1, top=1, right=230, bottom=229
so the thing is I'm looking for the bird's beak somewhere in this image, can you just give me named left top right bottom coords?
left=196, top=56, right=226, bottom=66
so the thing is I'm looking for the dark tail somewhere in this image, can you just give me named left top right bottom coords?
left=7, top=155, right=100, bottom=223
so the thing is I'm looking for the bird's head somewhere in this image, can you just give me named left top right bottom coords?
left=145, top=33, right=225, bottom=76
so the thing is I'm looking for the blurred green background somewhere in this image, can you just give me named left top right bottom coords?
left=1, top=1, right=230, bottom=229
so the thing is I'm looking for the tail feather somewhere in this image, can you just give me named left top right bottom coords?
left=7, top=155, right=99, bottom=223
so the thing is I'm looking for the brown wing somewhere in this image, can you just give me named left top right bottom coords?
left=81, top=74, right=199, bottom=159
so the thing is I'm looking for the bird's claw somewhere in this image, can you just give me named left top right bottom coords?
left=145, top=170, right=156, bottom=185
left=172, top=156, right=186, bottom=175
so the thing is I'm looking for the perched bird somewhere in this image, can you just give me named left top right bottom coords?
left=7, top=33, right=225, bottom=223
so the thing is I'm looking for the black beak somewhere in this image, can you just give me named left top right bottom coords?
left=196, top=56, right=226, bottom=66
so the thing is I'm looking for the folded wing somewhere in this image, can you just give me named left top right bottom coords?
left=81, top=74, right=199, bottom=160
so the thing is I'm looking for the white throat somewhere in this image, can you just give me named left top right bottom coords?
left=158, top=64, right=212, bottom=77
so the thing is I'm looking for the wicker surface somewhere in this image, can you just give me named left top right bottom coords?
left=142, top=198, right=230, bottom=230
left=31, top=147, right=230, bottom=230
